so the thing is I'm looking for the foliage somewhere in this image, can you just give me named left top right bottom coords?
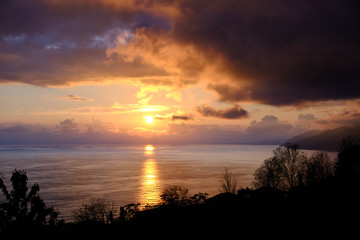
left=305, top=151, right=334, bottom=185
left=253, top=143, right=308, bottom=191
left=157, top=185, right=208, bottom=206
left=72, top=199, right=115, bottom=224
left=0, top=169, right=59, bottom=229
left=219, top=168, right=238, bottom=194
left=119, top=203, right=140, bottom=223
left=335, top=135, right=360, bottom=176
left=160, top=185, right=190, bottom=205
left=189, top=192, right=208, bottom=204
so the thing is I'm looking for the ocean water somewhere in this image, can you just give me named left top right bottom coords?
left=0, top=144, right=336, bottom=221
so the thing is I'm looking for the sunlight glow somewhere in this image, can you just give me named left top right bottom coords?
left=145, top=145, right=154, bottom=151
left=145, top=145, right=154, bottom=155
left=144, top=116, right=154, bottom=124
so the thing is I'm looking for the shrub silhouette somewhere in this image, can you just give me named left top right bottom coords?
left=160, top=185, right=208, bottom=206
left=160, top=185, right=190, bottom=206
left=0, top=170, right=59, bottom=230
left=142, top=185, right=208, bottom=208
left=72, top=199, right=116, bottom=224
left=119, top=203, right=140, bottom=223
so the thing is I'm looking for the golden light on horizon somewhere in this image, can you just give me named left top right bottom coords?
left=144, top=116, right=154, bottom=124
left=145, top=145, right=154, bottom=151
left=140, top=158, right=161, bottom=206
left=145, top=144, right=154, bottom=155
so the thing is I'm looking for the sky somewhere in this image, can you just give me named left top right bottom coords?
left=0, top=0, right=359, bottom=145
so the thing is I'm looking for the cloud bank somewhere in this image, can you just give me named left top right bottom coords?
left=1, top=0, right=359, bottom=106
left=0, top=116, right=302, bottom=145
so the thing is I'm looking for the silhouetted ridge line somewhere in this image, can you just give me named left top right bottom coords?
left=287, top=125, right=360, bottom=151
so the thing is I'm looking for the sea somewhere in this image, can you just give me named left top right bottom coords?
left=0, top=144, right=337, bottom=222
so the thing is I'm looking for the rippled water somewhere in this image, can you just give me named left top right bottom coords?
left=0, top=144, right=336, bottom=221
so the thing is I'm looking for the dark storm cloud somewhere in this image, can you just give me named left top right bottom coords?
left=169, top=0, right=360, bottom=105
left=196, top=105, right=248, bottom=119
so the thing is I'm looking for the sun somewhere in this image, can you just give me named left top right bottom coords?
left=144, top=116, right=154, bottom=124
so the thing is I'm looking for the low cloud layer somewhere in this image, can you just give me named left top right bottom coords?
left=0, top=117, right=296, bottom=145
left=1, top=0, right=359, bottom=106
left=196, top=105, right=248, bottom=119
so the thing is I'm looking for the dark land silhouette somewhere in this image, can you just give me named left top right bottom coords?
left=287, top=125, right=360, bottom=151
left=1, top=136, right=360, bottom=239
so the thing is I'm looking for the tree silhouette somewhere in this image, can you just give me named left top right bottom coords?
left=335, top=135, right=360, bottom=177
left=219, top=168, right=238, bottom=194
left=0, top=169, right=59, bottom=229
left=305, top=151, right=334, bottom=185
left=253, top=143, right=307, bottom=191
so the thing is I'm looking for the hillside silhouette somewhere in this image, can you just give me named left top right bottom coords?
left=287, top=126, right=360, bottom=151
left=1, top=136, right=359, bottom=239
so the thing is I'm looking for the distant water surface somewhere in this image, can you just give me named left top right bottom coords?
left=0, top=144, right=336, bottom=221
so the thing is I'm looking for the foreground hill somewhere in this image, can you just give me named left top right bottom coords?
left=287, top=126, right=360, bottom=151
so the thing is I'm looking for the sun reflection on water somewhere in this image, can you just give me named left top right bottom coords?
left=144, top=145, right=154, bottom=155
left=140, top=158, right=161, bottom=206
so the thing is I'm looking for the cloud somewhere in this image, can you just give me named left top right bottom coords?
left=57, top=94, right=94, bottom=102
left=0, top=0, right=171, bottom=86
left=170, top=0, right=360, bottom=106
left=171, top=115, right=193, bottom=121
left=0, top=119, right=283, bottom=145
left=298, top=114, right=317, bottom=121
left=196, top=104, right=248, bottom=119
left=1, top=0, right=359, bottom=106
left=55, top=118, right=79, bottom=134
left=246, top=115, right=294, bottom=138
left=154, top=113, right=193, bottom=121
left=0, top=124, right=30, bottom=134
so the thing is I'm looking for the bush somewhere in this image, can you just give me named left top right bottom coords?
left=160, top=185, right=190, bottom=206
left=149, top=185, right=208, bottom=207
left=72, top=199, right=115, bottom=224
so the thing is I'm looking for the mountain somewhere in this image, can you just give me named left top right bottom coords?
left=287, top=126, right=360, bottom=151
